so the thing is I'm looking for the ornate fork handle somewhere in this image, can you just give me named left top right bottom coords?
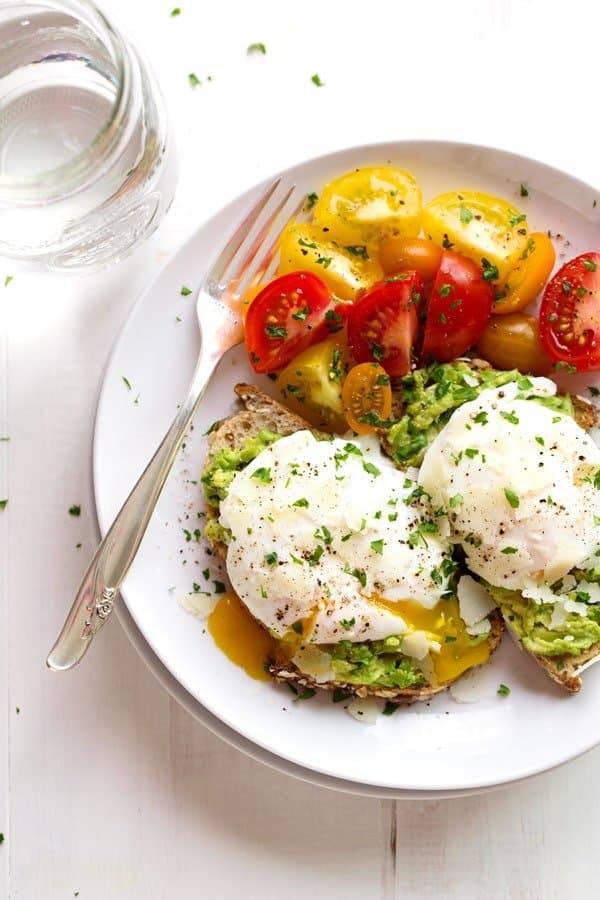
left=46, top=327, right=229, bottom=671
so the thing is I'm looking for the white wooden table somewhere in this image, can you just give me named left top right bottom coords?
left=2, top=1, right=600, bottom=896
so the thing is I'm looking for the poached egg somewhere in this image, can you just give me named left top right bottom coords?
left=218, top=430, right=455, bottom=646
left=419, top=378, right=600, bottom=590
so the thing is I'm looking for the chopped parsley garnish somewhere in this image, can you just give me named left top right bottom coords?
left=170, top=7, right=181, bottom=16
left=290, top=553, right=304, bottom=566
left=473, top=410, right=488, bottom=425
left=382, top=701, right=399, bottom=716
left=311, top=73, right=324, bottom=87
left=293, top=497, right=309, bottom=508
left=344, top=442, right=362, bottom=456
left=504, top=488, right=520, bottom=508
left=305, top=191, right=318, bottom=209
left=307, top=545, right=324, bottom=566
left=501, top=546, right=518, bottom=555
left=438, top=283, right=452, bottom=297
left=584, top=468, right=600, bottom=490
left=188, top=72, right=201, bottom=87
left=298, top=237, right=318, bottom=250
left=375, top=372, right=390, bottom=386
left=260, top=586, right=267, bottom=598
left=370, top=539, right=384, bottom=555
left=265, top=324, right=287, bottom=339
left=554, top=361, right=577, bottom=374
left=316, top=255, right=332, bottom=268
left=509, top=213, right=527, bottom=227
left=247, top=42, right=266, bottom=54
left=464, top=447, right=479, bottom=458
left=583, top=258, right=598, bottom=272
left=344, top=245, right=369, bottom=259
left=408, top=521, right=438, bottom=549
left=481, top=258, right=499, bottom=281
left=180, top=285, right=192, bottom=296
left=449, top=493, right=463, bottom=509
left=535, top=436, right=545, bottom=446
left=340, top=617, right=355, bottom=631
left=362, top=461, right=381, bottom=477
left=371, top=342, right=384, bottom=361
left=325, top=308, right=343, bottom=332
left=497, top=683, right=511, bottom=697
left=122, top=376, right=132, bottom=390
left=314, top=525, right=333, bottom=545
left=202, top=568, right=210, bottom=580
left=0, top=500, right=7, bottom=511
left=329, top=348, right=342, bottom=381
left=251, top=467, right=272, bottom=483
left=264, top=551, right=278, bottom=566
left=388, top=512, right=398, bottom=522
left=213, top=581, right=226, bottom=594
left=292, top=306, right=309, bottom=321
left=500, top=410, right=519, bottom=425
left=349, top=567, right=367, bottom=587
left=68, top=505, right=81, bottom=517
left=4, top=276, right=13, bottom=287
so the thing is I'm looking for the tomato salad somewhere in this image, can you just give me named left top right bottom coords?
left=243, top=166, right=600, bottom=435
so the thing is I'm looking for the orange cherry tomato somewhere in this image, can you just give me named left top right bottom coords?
left=476, top=313, right=553, bottom=376
left=342, top=363, right=393, bottom=435
left=493, top=232, right=556, bottom=315
left=379, top=237, right=443, bottom=283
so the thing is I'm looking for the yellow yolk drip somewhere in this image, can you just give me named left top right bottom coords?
left=375, top=597, right=491, bottom=684
left=207, top=593, right=277, bottom=681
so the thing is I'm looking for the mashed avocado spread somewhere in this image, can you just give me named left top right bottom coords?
left=202, top=429, right=281, bottom=544
left=386, top=362, right=573, bottom=468
left=487, top=570, right=600, bottom=658
left=329, top=637, right=426, bottom=689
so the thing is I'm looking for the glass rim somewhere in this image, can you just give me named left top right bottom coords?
left=0, top=0, right=131, bottom=203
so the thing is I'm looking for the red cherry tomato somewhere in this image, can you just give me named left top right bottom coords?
left=539, top=251, right=600, bottom=372
left=347, top=273, right=422, bottom=376
left=245, top=271, right=335, bottom=373
left=421, top=251, right=493, bottom=362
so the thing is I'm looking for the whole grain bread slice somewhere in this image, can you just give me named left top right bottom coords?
left=203, top=382, right=504, bottom=703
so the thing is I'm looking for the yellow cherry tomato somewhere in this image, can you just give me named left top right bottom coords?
left=277, top=336, right=351, bottom=433
left=313, top=166, right=422, bottom=245
left=278, top=221, right=382, bottom=301
left=476, top=313, right=553, bottom=376
left=422, top=190, right=529, bottom=283
left=379, top=236, right=442, bottom=282
left=493, top=232, right=556, bottom=314
left=341, top=362, right=392, bottom=435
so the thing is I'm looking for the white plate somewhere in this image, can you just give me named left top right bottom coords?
left=94, top=140, right=600, bottom=793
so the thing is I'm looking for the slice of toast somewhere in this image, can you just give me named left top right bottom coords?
left=203, top=383, right=504, bottom=704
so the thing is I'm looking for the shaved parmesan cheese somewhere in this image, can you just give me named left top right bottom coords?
left=561, top=574, right=577, bottom=592
left=292, top=646, right=335, bottom=684
left=577, top=580, right=600, bottom=604
left=462, top=373, right=479, bottom=388
left=550, top=603, right=569, bottom=630
left=449, top=664, right=500, bottom=703
left=522, top=583, right=557, bottom=605
left=415, top=653, right=438, bottom=688
left=457, top=575, right=496, bottom=626
left=346, top=697, right=380, bottom=725
left=466, top=617, right=492, bottom=636
left=178, top=592, right=218, bottom=619
left=401, top=630, right=430, bottom=660
left=563, top=598, right=588, bottom=616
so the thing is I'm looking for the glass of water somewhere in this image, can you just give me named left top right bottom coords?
left=0, top=0, right=177, bottom=271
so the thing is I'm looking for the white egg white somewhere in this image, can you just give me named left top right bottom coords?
left=219, top=430, right=455, bottom=643
left=419, top=378, right=600, bottom=590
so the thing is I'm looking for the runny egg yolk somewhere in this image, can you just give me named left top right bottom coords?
left=375, top=597, right=490, bottom=684
left=207, top=593, right=277, bottom=681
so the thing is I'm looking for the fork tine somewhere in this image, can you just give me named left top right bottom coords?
left=206, top=177, right=282, bottom=286
left=235, top=193, right=306, bottom=298
left=221, top=183, right=296, bottom=290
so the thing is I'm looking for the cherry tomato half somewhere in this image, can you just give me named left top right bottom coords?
left=379, top=236, right=442, bottom=283
left=347, top=273, right=422, bottom=376
left=493, top=232, right=556, bottom=315
left=245, top=271, right=335, bottom=373
left=342, top=363, right=392, bottom=435
left=476, top=313, right=552, bottom=376
left=539, top=251, right=600, bottom=372
left=421, top=251, right=493, bottom=362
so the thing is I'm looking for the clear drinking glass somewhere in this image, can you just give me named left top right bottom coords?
left=0, top=0, right=177, bottom=271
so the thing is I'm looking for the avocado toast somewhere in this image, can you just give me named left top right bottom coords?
left=202, top=382, right=504, bottom=705
left=378, top=359, right=600, bottom=694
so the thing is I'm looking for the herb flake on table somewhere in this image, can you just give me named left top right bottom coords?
left=188, top=73, right=201, bottom=88
left=4, top=276, right=13, bottom=287
left=213, top=581, right=226, bottom=594
left=0, top=500, right=7, bottom=511
left=497, top=683, right=511, bottom=697
left=180, top=285, right=192, bottom=296
left=68, top=505, right=81, bottom=517
left=311, top=73, right=324, bottom=87
left=247, top=42, right=266, bottom=55
left=122, top=376, right=132, bottom=390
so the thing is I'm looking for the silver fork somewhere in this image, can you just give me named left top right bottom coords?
left=47, top=178, right=301, bottom=671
